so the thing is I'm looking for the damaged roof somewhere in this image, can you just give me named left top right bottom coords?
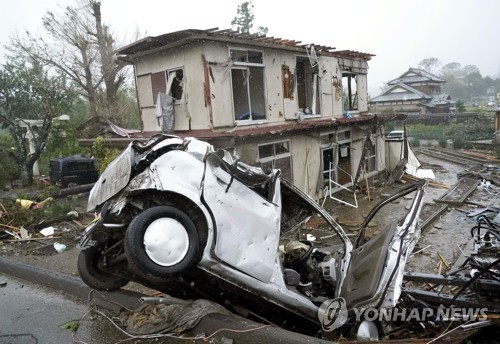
left=78, top=114, right=383, bottom=148
left=117, top=27, right=375, bottom=61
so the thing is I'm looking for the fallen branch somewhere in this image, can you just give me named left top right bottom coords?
left=4, top=236, right=61, bottom=243
left=403, top=174, right=449, bottom=189
left=0, top=223, right=21, bottom=231
left=438, top=252, right=450, bottom=269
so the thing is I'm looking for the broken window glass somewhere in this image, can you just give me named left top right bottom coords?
left=342, top=72, right=358, bottom=111
left=230, top=48, right=264, bottom=64
left=151, top=68, right=184, bottom=103
left=296, top=57, right=320, bottom=114
left=282, top=65, right=294, bottom=99
left=168, top=69, right=184, bottom=101
left=231, top=64, right=266, bottom=121
left=258, top=141, right=292, bottom=181
left=321, top=145, right=338, bottom=183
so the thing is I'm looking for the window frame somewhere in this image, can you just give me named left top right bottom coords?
left=229, top=47, right=266, bottom=123
left=296, top=55, right=321, bottom=115
left=166, top=67, right=184, bottom=103
left=320, top=132, right=339, bottom=184
left=257, top=140, right=293, bottom=181
left=342, top=72, right=358, bottom=112
left=151, top=67, right=185, bottom=105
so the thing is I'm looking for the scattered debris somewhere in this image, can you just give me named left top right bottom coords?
left=53, top=242, right=67, bottom=253
left=58, top=319, right=80, bottom=332
left=15, top=197, right=53, bottom=210
left=120, top=299, right=231, bottom=335
left=40, top=226, right=55, bottom=237
left=437, top=252, right=450, bottom=269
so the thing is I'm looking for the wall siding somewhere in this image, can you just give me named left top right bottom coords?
left=203, top=43, right=236, bottom=128
left=290, top=135, right=321, bottom=199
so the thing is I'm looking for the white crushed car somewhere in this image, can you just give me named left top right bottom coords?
left=78, top=134, right=427, bottom=338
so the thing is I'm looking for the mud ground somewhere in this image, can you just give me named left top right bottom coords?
left=322, top=152, right=498, bottom=277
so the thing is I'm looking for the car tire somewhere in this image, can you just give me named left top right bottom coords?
left=77, top=248, right=129, bottom=291
left=124, top=206, right=200, bottom=278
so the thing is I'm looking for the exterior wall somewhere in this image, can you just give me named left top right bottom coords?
left=232, top=125, right=384, bottom=200
left=133, top=42, right=370, bottom=131
left=357, top=74, right=369, bottom=112
left=129, top=41, right=377, bottom=200
left=318, top=56, right=334, bottom=118
left=134, top=43, right=208, bottom=131
left=290, top=135, right=322, bottom=197
left=202, top=43, right=235, bottom=128
left=234, top=134, right=322, bottom=200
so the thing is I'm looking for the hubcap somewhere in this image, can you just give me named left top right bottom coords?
left=143, top=218, right=189, bottom=266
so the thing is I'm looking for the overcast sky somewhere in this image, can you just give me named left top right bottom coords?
left=2, top=0, right=500, bottom=96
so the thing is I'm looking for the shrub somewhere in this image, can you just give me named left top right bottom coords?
left=0, top=132, right=21, bottom=188
left=92, top=136, right=120, bottom=174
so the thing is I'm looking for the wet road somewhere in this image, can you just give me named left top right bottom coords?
left=0, top=273, right=322, bottom=344
left=0, top=273, right=132, bottom=344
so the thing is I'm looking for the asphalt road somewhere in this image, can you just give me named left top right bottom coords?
left=0, top=273, right=130, bottom=344
left=0, top=270, right=331, bottom=344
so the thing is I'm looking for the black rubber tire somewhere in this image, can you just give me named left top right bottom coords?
left=77, top=248, right=129, bottom=291
left=124, top=206, right=200, bottom=278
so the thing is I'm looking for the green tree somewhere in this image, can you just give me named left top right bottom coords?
left=0, top=58, right=75, bottom=185
left=455, top=100, right=466, bottom=112
left=231, top=1, right=269, bottom=35
left=0, top=132, right=20, bottom=188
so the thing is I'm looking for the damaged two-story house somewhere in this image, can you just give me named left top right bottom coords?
left=117, top=28, right=385, bottom=200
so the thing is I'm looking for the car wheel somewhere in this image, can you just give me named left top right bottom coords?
left=77, top=248, right=129, bottom=291
left=124, top=206, right=200, bottom=278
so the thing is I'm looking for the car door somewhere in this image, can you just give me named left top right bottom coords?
left=340, top=181, right=426, bottom=310
left=202, top=154, right=282, bottom=283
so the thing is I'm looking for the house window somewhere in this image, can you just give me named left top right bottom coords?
left=322, top=145, right=338, bottom=183
left=336, top=129, right=351, bottom=144
left=230, top=48, right=266, bottom=121
left=258, top=141, right=292, bottom=181
left=168, top=69, right=184, bottom=101
left=296, top=57, right=320, bottom=114
left=282, top=65, right=294, bottom=99
left=320, top=133, right=338, bottom=184
left=151, top=68, right=184, bottom=104
left=342, top=72, right=358, bottom=111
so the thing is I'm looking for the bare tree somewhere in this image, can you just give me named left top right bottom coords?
left=417, top=57, right=441, bottom=74
left=6, top=0, right=128, bottom=123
